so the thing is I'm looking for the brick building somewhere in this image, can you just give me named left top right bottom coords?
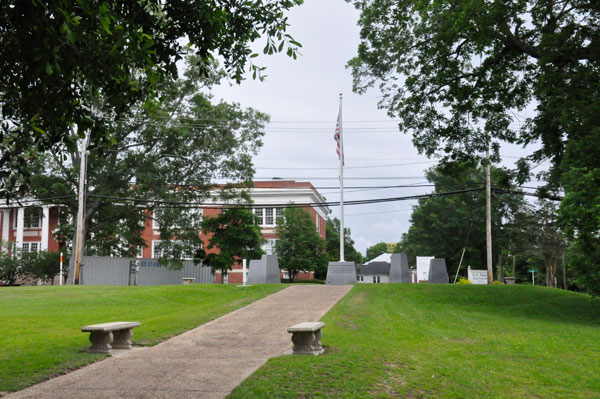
left=0, top=180, right=329, bottom=284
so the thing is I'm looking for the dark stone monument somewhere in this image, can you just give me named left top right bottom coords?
left=389, top=253, right=411, bottom=283
left=428, top=258, right=449, bottom=284
left=247, top=254, right=281, bottom=284
left=325, top=261, right=357, bottom=285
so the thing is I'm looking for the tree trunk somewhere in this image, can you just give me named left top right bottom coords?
left=512, top=255, right=516, bottom=277
left=498, top=253, right=504, bottom=282
left=562, top=253, right=567, bottom=290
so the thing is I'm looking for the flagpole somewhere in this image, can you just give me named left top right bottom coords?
left=339, top=93, right=345, bottom=262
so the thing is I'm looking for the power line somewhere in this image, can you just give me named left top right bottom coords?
left=87, top=188, right=486, bottom=209
left=253, top=176, right=429, bottom=180
left=254, top=161, right=437, bottom=170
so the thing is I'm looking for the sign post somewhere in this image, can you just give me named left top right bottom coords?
left=242, top=259, right=247, bottom=287
left=59, top=252, right=63, bottom=286
left=528, top=269, right=537, bottom=286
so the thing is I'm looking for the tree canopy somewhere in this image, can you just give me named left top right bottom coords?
left=349, top=0, right=600, bottom=293
left=397, top=163, right=527, bottom=279
left=27, top=59, right=268, bottom=268
left=325, top=218, right=364, bottom=266
left=364, top=242, right=391, bottom=262
left=201, top=207, right=264, bottom=282
left=0, top=0, right=302, bottom=198
left=275, top=206, right=327, bottom=282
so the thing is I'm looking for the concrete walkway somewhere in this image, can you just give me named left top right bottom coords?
left=8, top=285, right=352, bottom=399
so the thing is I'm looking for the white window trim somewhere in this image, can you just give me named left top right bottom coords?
left=255, top=207, right=283, bottom=227
left=152, top=239, right=203, bottom=260
left=22, top=242, right=41, bottom=253
left=15, top=208, right=42, bottom=230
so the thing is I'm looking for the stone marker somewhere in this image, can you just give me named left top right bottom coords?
left=246, top=254, right=281, bottom=284
left=428, top=258, right=449, bottom=284
left=325, top=261, right=357, bottom=285
left=389, top=253, right=411, bottom=283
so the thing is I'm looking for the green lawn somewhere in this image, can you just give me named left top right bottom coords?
left=229, top=284, right=600, bottom=399
left=0, top=284, right=283, bottom=391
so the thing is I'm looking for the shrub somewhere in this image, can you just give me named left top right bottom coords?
left=281, top=278, right=325, bottom=284
left=22, top=251, right=67, bottom=284
left=492, top=280, right=504, bottom=285
left=456, top=278, right=472, bottom=285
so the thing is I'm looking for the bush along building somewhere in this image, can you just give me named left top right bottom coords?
left=0, top=181, right=329, bottom=285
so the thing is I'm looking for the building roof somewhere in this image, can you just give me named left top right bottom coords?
left=252, top=180, right=315, bottom=189
left=366, top=253, right=392, bottom=264
left=359, top=261, right=390, bottom=276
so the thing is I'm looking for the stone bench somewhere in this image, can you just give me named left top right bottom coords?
left=81, top=321, right=141, bottom=353
left=287, top=322, right=325, bottom=355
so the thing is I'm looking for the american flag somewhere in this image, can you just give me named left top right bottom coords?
left=334, top=113, right=344, bottom=165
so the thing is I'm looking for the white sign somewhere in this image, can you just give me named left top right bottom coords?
left=468, top=267, right=488, bottom=284
left=416, top=256, right=434, bottom=282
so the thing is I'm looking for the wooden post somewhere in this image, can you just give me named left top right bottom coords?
left=74, top=129, right=90, bottom=285
left=485, top=138, right=493, bottom=284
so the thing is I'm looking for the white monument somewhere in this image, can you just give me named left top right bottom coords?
left=416, top=256, right=434, bottom=282
left=467, top=267, right=488, bottom=285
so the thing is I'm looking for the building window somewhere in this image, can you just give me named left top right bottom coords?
left=265, top=208, right=274, bottom=225
left=14, top=208, right=42, bottom=229
left=153, top=208, right=203, bottom=230
left=25, top=208, right=42, bottom=229
left=22, top=242, right=40, bottom=253
left=261, top=239, right=277, bottom=255
left=254, top=208, right=264, bottom=225
left=152, top=240, right=202, bottom=260
left=315, top=214, right=320, bottom=233
left=373, top=276, right=376, bottom=283
left=276, top=208, right=284, bottom=223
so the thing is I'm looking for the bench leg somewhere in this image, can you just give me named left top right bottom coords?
left=312, top=329, right=323, bottom=352
left=291, top=331, right=316, bottom=354
left=88, top=331, right=112, bottom=353
left=112, top=328, right=134, bottom=349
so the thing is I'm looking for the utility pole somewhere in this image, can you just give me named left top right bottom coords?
left=485, top=133, right=493, bottom=284
left=74, top=128, right=90, bottom=285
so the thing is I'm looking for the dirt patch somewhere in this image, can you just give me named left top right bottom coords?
left=370, top=362, right=408, bottom=398
left=350, top=290, right=368, bottom=306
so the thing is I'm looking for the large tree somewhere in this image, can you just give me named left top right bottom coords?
left=201, top=207, right=264, bottom=283
left=364, top=242, right=390, bottom=262
left=0, top=0, right=302, bottom=198
left=275, top=206, right=327, bottom=282
left=397, top=163, right=527, bottom=280
left=348, top=1, right=600, bottom=292
left=325, top=218, right=364, bottom=266
left=27, top=59, right=268, bottom=267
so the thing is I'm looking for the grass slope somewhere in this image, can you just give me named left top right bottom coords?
left=0, top=284, right=283, bottom=391
left=229, top=285, right=600, bottom=399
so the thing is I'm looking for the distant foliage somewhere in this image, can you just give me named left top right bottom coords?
left=325, top=218, right=364, bottom=267
left=201, top=207, right=264, bottom=282
left=275, top=206, right=327, bottom=282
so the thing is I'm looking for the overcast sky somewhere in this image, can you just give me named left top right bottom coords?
left=211, top=0, right=540, bottom=255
